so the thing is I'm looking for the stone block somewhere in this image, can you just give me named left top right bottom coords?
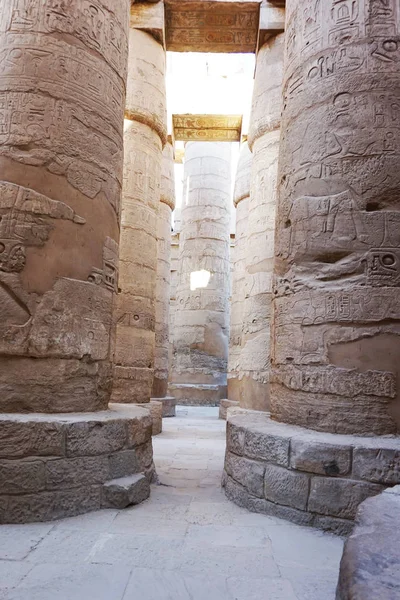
left=290, top=439, right=351, bottom=476
left=125, top=411, right=153, bottom=447
left=0, top=460, right=46, bottom=494
left=149, top=400, right=163, bottom=436
left=312, top=515, right=354, bottom=537
left=264, top=464, right=310, bottom=511
left=308, top=478, right=383, bottom=520
left=45, top=456, right=110, bottom=489
left=109, top=450, right=140, bottom=479
left=102, top=474, right=150, bottom=509
left=0, top=418, right=65, bottom=459
left=336, top=489, right=400, bottom=600
left=225, top=452, right=265, bottom=498
left=1, top=487, right=101, bottom=524
left=226, top=421, right=245, bottom=455
left=219, top=399, right=240, bottom=420
left=244, top=428, right=289, bottom=467
left=66, top=421, right=127, bottom=457
left=135, top=441, right=154, bottom=471
left=224, top=474, right=313, bottom=528
left=159, top=397, right=176, bottom=418
left=352, top=447, right=400, bottom=485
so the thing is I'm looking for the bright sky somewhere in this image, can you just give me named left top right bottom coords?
left=166, top=51, right=255, bottom=233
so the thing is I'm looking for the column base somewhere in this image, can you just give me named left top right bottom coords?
left=223, top=410, right=400, bottom=536
left=149, top=400, right=163, bottom=436
left=168, top=383, right=225, bottom=406
left=219, top=399, right=240, bottom=420
left=151, top=397, right=177, bottom=418
left=0, top=404, right=155, bottom=524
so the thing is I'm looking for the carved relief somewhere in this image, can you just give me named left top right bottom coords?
left=173, top=114, right=242, bottom=143
left=165, top=1, right=259, bottom=53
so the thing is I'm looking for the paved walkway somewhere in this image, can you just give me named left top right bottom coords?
left=0, top=407, right=344, bottom=599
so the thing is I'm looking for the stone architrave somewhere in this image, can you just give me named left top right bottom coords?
left=165, top=1, right=260, bottom=53
left=173, top=115, right=243, bottom=143
left=240, top=34, right=284, bottom=412
left=0, top=0, right=155, bottom=524
left=151, top=141, right=177, bottom=418
left=271, top=0, right=400, bottom=436
left=227, top=142, right=252, bottom=405
left=170, top=142, right=231, bottom=406
left=112, top=27, right=167, bottom=405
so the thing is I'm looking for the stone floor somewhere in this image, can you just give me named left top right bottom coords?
left=0, top=407, right=344, bottom=599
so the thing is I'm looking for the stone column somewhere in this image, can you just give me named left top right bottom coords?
left=223, top=1, right=400, bottom=534
left=240, top=35, right=284, bottom=412
left=272, top=0, right=400, bottom=437
left=112, top=28, right=167, bottom=406
left=221, top=142, right=251, bottom=419
left=0, top=0, right=154, bottom=523
left=170, top=142, right=231, bottom=406
left=151, top=141, right=177, bottom=419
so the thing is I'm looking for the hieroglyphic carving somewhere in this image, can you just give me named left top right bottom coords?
left=165, top=1, right=260, bottom=53
left=173, top=114, right=243, bottom=143
left=0, top=0, right=128, bottom=412
left=171, top=142, right=231, bottom=396
left=272, top=0, right=400, bottom=435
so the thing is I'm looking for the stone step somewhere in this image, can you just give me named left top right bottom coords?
left=219, top=399, right=240, bottom=420
left=168, top=383, right=225, bottom=407
left=102, top=474, right=150, bottom=509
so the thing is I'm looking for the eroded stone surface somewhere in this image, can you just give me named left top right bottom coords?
left=113, top=28, right=166, bottom=405
left=241, top=34, right=284, bottom=412
left=271, top=0, right=400, bottom=436
left=228, top=143, right=251, bottom=405
left=102, top=474, right=150, bottom=509
left=224, top=410, right=400, bottom=533
left=0, top=0, right=129, bottom=412
left=171, top=142, right=231, bottom=405
left=336, top=486, right=400, bottom=600
left=152, top=142, right=175, bottom=400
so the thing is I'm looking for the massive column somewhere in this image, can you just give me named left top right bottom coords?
left=112, top=27, right=167, bottom=405
left=0, top=0, right=154, bottom=523
left=224, top=2, right=400, bottom=534
left=151, top=141, right=177, bottom=418
left=272, top=0, right=400, bottom=436
left=222, top=142, right=251, bottom=418
left=240, top=35, right=284, bottom=411
left=170, top=142, right=231, bottom=406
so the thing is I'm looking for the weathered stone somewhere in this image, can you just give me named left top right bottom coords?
left=113, top=27, right=166, bottom=404
left=227, top=143, right=251, bottom=405
left=225, top=452, right=265, bottom=498
left=290, top=439, right=351, bottom=477
left=125, top=410, right=153, bottom=447
left=45, top=457, right=110, bottom=489
left=226, top=421, right=245, bottom=456
left=219, top=399, right=240, bottom=421
left=224, top=474, right=314, bottom=528
left=158, top=397, right=177, bottom=418
left=0, top=461, right=46, bottom=495
left=353, top=448, right=400, bottom=485
left=0, top=419, right=65, bottom=459
left=135, top=441, right=154, bottom=472
left=1, top=487, right=102, bottom=525
left=241, top=34, right=284, bottom=412
left=109, top=450, right=140, bottom=479
left=66, top=421, right=127, bottom=458
left=0, top=0, right=128, bottom=413
left=102, top=474, right=150, bottom=509
left=309, top=478, right=384, bottom=520
left=165, top=1, right=260, bottom=53
left=170, top=142, right=231, bottom=405
left=337, top=487, right=400, bottom=600
left=271, top=0, right=400, bottom=436
left=244, top=427, right=289, bottom=467
left=264, top=464, right=310, bottom=511
left=149, top=400, right=163, bottom=436
left=152, top=142, right=176, bottom=402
